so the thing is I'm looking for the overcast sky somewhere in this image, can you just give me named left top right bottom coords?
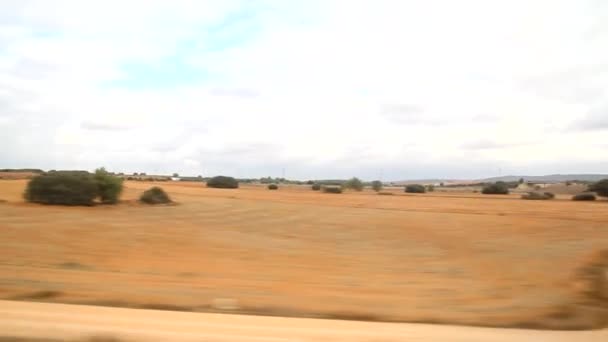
left=1, top=0, right=607, bottom=180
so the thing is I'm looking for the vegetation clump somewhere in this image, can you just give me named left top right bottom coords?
left=481, top=182, right=509, bottom=195
left=588, top=179, right=608, bottom=199
left=140, top=187, right=171, bottom=204
left=371, top=180, right=383, bottom=192
left=94, top=168, right=123, bottom=204
left=268, top=184, right=278, bottom=190
left=521, top=191, right=554, bottom=200
left=25, top=171, right=99, bottom=206
left=343, top=177, right=364, bottom=191
left=206, top=176, right=239, bottom=189
left=405, top=184, right=426, bottom=193
left=322, top=185, right=343, bottom=194
left=311, top=183, right=321, bottom=191
left=572, top=193, right=596, bottom=201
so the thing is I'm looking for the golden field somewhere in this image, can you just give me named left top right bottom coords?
left=1, top=180, right=607, bottom=329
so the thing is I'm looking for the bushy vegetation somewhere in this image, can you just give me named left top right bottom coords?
left=322, top=185, right=343, bottom=194
left=371, top=180, right=383, bottom=192
left=140, top=187, right=171, bottom=204
left=311, top=183, right=321, bottom=191
left=426, top=184, right=435, bottom=192
left=94, top=168, right=123, bottom=204
left=588, top=179, right=608, bottom=198
left=405, top=184, right=426, bottom=193
left=521, top=191, right=554, bottom=200
left=481, top=182, right=509, bottom=195
left=572, top=193, right=596, bottom=201
left=343, top=177, right=364, bottom=191
left=25, top=172, right=99, bottom=206
left=206, top=176, right=239, bottom=189
left=0, top=168, right=44, bottom=173
left=268, top=184, right=278, bottom=190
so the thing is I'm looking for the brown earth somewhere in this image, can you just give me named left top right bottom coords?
left=0, top=180, right=607, bottom=329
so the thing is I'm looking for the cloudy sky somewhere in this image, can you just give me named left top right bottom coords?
left=1, top=0, right=607, bottom=180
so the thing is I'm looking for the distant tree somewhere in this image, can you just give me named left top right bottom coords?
left=172, top=173, right=179, bottom=178
left=207, top=176, right=239, bottom=189
left=426, top=184, right=435, bottom=192
left=343, top=177, right=364, bottom=191
left=405, top=184, right=426, bottom=193
left=371, top=180, right=383, bottom=192
left=439, top=182, right=445, bottom=187
left=588, top=179, right=608, bottom=198
left=311, top=183, right=321, bottom=191
left=140, top=172, right=147, bottom=176
left=133, top=172, right=138, bottom=176
left=481, top=182, right=509, bottom=195
left=518, top=178, right=524, bottom=184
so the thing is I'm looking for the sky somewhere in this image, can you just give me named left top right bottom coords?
left=1, top=0, right=607, bottom=180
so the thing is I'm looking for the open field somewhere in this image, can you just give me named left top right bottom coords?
left=1, top=180, right=607, bottom=329
left=2, top=300, right=607, bottom=342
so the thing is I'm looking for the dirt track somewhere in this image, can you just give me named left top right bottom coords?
left=2, top=300, right=607, bottom=341
left=1, top=180, right=607, bottom=329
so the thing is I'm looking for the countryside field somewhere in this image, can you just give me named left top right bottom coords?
left=1, top=180, right=607, bottom=329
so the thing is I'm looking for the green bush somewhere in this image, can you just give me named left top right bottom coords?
left=94, top=168, right=123, bottom=204
left=405, top=184, right=426, bottom=193
left=426, top=184, right=435, bottom=192
left=322, top=185, right=343, bottom=194
left=268, top=184, right=278, bottom=190
left=343, top=177, right=364, bottom=191
left=588, top=179, right=608, bottom=198
left=521, top=192, right=554, bottom=200
left=140, top=187, right=171, bottom=204
left=572, top=193, right=596, bottom=201
left=207, top=176, right=239, bottom=189
left=311, top=183, right=321, bottom=191
left=371, top=180, right=383, bottom=192
left=25, top=172, right=98, bottom=206
left=481, top=182, right=509, bottom=195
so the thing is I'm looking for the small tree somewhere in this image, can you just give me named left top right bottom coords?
left=518, top=178, right=524, bottom=184
left=25, top=172, right=98, bottom=206
left=268, top=184, right=278, bottom=190
left=323, top=185, right=343, bottom=194
left=94, top=167, right=124, bottom=204
left=172, top=173, right=179, bottom=178
left=343, top=177, right=364, bottom=191
left=207, top=176, right=239, bottom=189
left=426, top=184, right=435, bottom=192
left=311, top=183, right=321, bottom=191
left=588, top=179, right=608, bottom=198
left=140, top=187, right=171, bottom=204
left=371, top=180, right=383, bottom=192
left=481, top=182, right=509, bottom=195
left=405, top=184, right=426, bottom=193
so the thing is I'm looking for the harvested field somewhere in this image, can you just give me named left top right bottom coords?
left=1, top=180, right=607, bottom=329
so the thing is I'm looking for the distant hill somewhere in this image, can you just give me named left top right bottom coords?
left=478, top=174, right=608, bottom=183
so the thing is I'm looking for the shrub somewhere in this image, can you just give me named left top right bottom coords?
left=94, top=167, right=123, bottom=204
left=268, top=184, right=278, bottom=190
left=481, top=182, right=509, bottom=195
left=140, top=187, right=171, bottom=204
left=322, top=185, right=343, bottom=194
left=521, top=191, right=554, bottom=200
left=24, top=172, right=98, bottom=206
left=572, top=193, right=596, bottom=201
left=311, top=183, right=321, bottom=191
left=207, top=176, right=239, bottom=189
left=371, top=180, right=383, bottom=192
left=343, top=177, right=364, bottom=191
left=588, top=179, right=608, bottom=198
left=405, top=184, right=426, bottom=193
left=426, top=184, right=435, bottom=192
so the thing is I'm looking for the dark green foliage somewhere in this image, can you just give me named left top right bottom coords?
left=140, top=187, right=171, bottom=204
left=371, top=180, right=383, bottom=192
left=311, top=183, right=321, bottom=191
left=572, top=193, right=596, bottom=201
left=588, top=179, right=608, bottom=198
left=481, top=182, right=509, bottom=195
left=521, top=192, right=554, bottom=200
left=306, top=180, right=314, bottom=185
left=322, top=185, right=343, bottom=194
left=24, top=172, right=98, bottom=206
left=94, top=168, right=124, bottom=204
left=426, top=184, right=435, bottom=192
left=518, top=178, right=524, bottom=184
left=0, top=168, right=44, bottom=173
left=172, top=173, right=179, bottom=177
left=405, top=184, right=426, bottom=193
left=343, top=177, right=364, bottom=191
left=207, top=176, right=239, bottom=189
left=268, top=184, right=278, bottom=190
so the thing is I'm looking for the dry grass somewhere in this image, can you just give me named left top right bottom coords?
left=1, top=180, right=607, bottom=329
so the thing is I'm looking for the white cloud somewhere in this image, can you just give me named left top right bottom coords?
left=1, top=0, right=608, bottom=179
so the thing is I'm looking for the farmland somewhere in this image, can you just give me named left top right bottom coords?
left=0, top=180, right=607, bottom=329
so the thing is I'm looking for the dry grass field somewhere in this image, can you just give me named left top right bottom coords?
left=1, top=180, right=607, bottom=329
